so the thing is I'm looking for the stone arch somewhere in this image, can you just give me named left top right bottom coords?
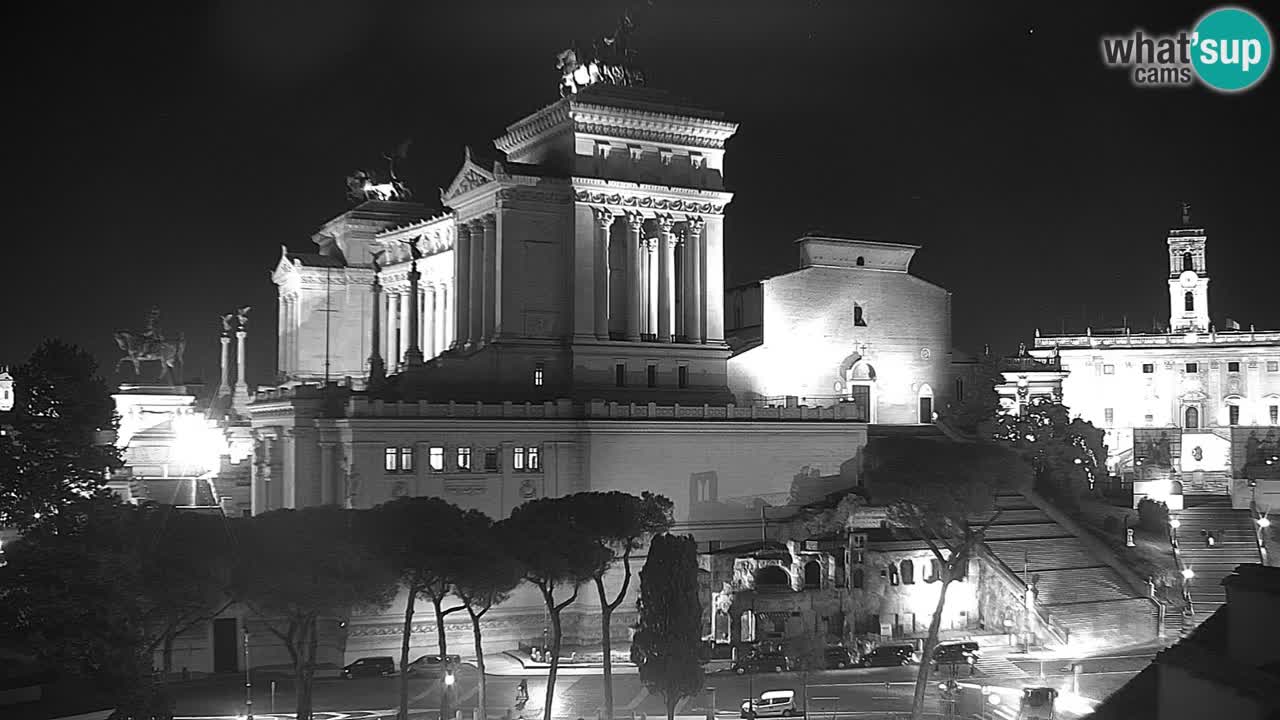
left=918, top=383, right=935, bottom=424
left=1183, top=252, right=1194, bottom=271
left=1185, top=406, right=1200, bottom=429
left=755, top=565, right=790, bottom=590
left=803, top=560, right=822, bottom=589
left=856, top=256, right=865, bottom=266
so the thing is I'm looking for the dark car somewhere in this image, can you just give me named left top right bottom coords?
left=823, top=646, right=855, bottom=669
left=405, top=653, right=462, bottom=677
left=932, top=641, right=980, bottom=668
left=732, top=653, right=792, bottom=674
left=342, top=656, right=395, bottom=679
left=860, top=644, right=918, bottom=668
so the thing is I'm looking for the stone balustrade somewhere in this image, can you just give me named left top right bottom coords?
left=1036, top=329, right=1280, bottom=349
left=341, top=397, right=868, bottom=421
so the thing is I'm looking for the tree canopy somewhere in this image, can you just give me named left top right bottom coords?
left=632, top=533, right=705, bottom=720
left=992, top=398, right=1107, bottom=508
left=0, top=340, right=121, bottom=530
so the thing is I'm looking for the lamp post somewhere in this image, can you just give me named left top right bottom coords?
left=243, top=627, right=253, bottom=720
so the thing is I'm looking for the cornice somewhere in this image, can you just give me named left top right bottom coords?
left=569, top=100, right=738, bottom=149
left=571, top=179, right=732, bottom=217
left=494, top=101, right=573, bottom=156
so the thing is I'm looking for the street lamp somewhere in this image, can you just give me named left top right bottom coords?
left=1170, top=518, right=1181, bottom=529
left=1181, top=567, right=1195, bottom=581
left=243, top=627, right=253, bottom=720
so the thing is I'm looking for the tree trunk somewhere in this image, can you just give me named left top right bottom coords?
left=910, top=579, right=952, bottom=720
left=433, top=595, right=451, bottom=720
left=162, top=632, right=175, bottom=677
left=542, top=589, right=563, bottom=720
left=596, top=578, right=615, bottom=720
left=666, top=692, right=678, bottom=720
left=400, top=587, right=417, bottom=720
left=294, top=618, right=317, bottom=720
left=470, top=608, right=487, bottom=720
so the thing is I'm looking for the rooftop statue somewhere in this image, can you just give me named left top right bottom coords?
left=115, top=308, right=186, bottom=384
left=557, top=5, right=648, bottom=96
left=346, top=139, right=414, bottom=204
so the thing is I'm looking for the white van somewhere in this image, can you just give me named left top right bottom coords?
left=741, top=690, right=798, bottom=718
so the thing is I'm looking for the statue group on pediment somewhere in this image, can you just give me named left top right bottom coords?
left=347, top=140, right=414, bottom=204
left=557, top=6, right=647, bottom=96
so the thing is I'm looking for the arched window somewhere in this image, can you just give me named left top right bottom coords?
left=856, top=256, right=865, bottom=267
left=1185, top=406, right=1200, bottom=429
left=888, top=565, right=900, bottom=586
left=900, top=559, right=915, bottom=584
left=854, top=304, right=867, bottom=327
left=852, top=568, right=865, bottom=589
left=1185, top=292, right=1194, bottom=312
left=925, top=559, right=940, bottom=583
left=804, top=560, right=822, bottom=589
left=1183, top=252, right=1194, bottom=271
left=755, top=565, right=790, bottom=590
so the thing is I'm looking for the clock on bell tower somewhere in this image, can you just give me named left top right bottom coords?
left=1166, top=206, right=1210, bottom=333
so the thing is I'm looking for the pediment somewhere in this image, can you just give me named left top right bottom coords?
left=271, top=246, right=300, bottom=284
left=441, top=147, right=495, bottom=204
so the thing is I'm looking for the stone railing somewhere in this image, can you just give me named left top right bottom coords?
left=341, top=397, right=871, bottom=421
left=978, top=545, right=1072, bottom=647
left=1036, top=328, right=1280, bottom=349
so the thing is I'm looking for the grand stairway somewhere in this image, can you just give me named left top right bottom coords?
left=978, top=494, right=1160, bottom=648
left=1172, top=495, right=1262, bottom=627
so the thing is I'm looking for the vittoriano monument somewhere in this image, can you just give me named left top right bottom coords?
left=114, top=307, right=186, bottom=384
left=346, top=139, right=414, bottom=204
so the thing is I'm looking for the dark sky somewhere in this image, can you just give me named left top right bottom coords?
left=5, top=0, right=1278, bottom=390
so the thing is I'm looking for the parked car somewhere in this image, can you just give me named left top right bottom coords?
left=732, top=653, right=792, bottom=674
left=932, top=641, right=980, bottom=668
left=342, top=656, right=395, bottom=679
left=860, top=644, right=918, bottom=667
left=740, top=690, right=798, bottom=718
left=405, top=653, right=462, bottom=677
left=1017, top=686, right=1058, bottom=719
left=823, top=645, right=856, bottom=669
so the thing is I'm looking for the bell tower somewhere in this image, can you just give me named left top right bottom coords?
left=1167, top=203, right=1210, bottom=333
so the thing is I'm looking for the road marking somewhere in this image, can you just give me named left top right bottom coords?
left=624, top=686, right=650, bottom=709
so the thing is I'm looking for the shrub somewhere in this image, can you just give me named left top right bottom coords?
left=1137, top=498, right=1169, bottom=533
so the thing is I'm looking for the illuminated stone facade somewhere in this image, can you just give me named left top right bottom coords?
left=726, top=236, right=954, bottom=424
left=1026, top=221, right=1280, bottom=507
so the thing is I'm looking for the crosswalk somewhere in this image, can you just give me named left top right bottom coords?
left=972, top=655, right=1029, bottom=682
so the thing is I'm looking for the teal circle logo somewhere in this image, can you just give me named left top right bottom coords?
left=1192, top=7, right=1273, bottom=92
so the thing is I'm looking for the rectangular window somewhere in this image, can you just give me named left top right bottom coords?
left=456, top=447, right=472, bottom=471
left=1103, top=364, right=1115, bottom=375
left=1229, top=405, right=1240, bottom=426
left=1142, top=363, right=1154, bottom=374
left=527, top=445, right=541, bottom=471
left=513, top=446, right=525, bottom=471
left=1271, top=405, right=1279, bottom=425
left=1105, top=408, right=1114, bottom=425
left=647, top=364, right=657, bottom=388
left=1228, top=361, right=1241, bottom=373
left=1269, top=361, right=1279, bottom=372
left=1185, top=363, right=1199, bottom=373
left=615, top=362, right=626, bottom=387
left=678, top=365, right=689, bottom=389
left=384, top=447, right=398, bottom=472
left=534, top=363, right=544, bottom=386
left=484, top=448, right=499, bottom=472
left=398, top=447, right=414, bottom=472
left=1144, top=414, right=1154, bottom=425
left=429, top=446, right=445, bottom=473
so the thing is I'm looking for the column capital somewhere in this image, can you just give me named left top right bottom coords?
left=480, top=213, right=497, bottom=229
left=686, top=216, right=705, bottom=234
left=626, top=212, right=646, bottom=231
left=657, top=215, right=677, bottom=234
left=456, top=222, right=472, bottom=239
left=594, top=207, right=615, bottom=229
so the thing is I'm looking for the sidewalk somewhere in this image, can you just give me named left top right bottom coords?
left=485, top=652, right=639, bottom=677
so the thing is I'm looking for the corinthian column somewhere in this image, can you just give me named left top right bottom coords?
left=685, top=217, right=705, bottom=344
left=468, top=219, right=486, bottom=346
left=368, top=275, right=385, bottom=386
left=657, top=216, right=676, bottom=342
left=481, top=214, right=498, bottom=342
left=218, top=334, right=232, bottom=398
left=404, top=259, right=424, bottom=368
left=233, top=328, right=249, bottom=411
left=594, top=208, right=614, bottom=339
left=454, top=222, right=472, bottom=349
left=626, top=213, right=643, bottom=342
left=645, top=239, right=658, bottom=338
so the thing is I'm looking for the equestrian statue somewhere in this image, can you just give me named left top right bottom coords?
left=114, top=307, right=186, bottom=384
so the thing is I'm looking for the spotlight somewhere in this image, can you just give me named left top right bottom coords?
left=1182, top=567, right=1195, bottom=580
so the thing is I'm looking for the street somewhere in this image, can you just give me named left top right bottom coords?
left=171, top=649, right=1152, bottom=720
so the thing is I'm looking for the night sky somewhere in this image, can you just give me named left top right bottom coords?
left=6, top=1, right=1278, bottom=391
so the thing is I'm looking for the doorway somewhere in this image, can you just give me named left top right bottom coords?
left=213, top=618, right=238, bottom=673
left=919, top=396, right=934, bottom=423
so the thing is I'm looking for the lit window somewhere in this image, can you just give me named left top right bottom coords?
left=385, top=447, right=398, bottom=472
left=888, top=566, right=899, bottom=586
left=1271, top=406, right=1278, bottom=425
left=534, top=363, right=544, bottom=386
left=484, top=448, right=499, bottom=472
left=1229, top=405, right=1240, bottom=426
left=456, top=447, right=472, bottom=471
left=853, top=304, right=867, bottom=327
left=1227, top=361, right=1241, bottom=373
left=1142, top=364, right=1154, bottom=374
left=647, top=364, right=657, bottom=388
left=1105, top=408, right=1114, bottom=425
left=615, top=363, right=626, bottom=387
left=1268, top=361, right=1279, bottom=373
left=429, top=447, right=444, bottom=473
left=1182, top=252, right=1193, bottom=271
left=398, top=447, right=413, bottom=472
left=527, top=445, right=540, bottom=471
left=678, top=366, right=689, bottom=389
left=514, top=446, right=525, bottom=471
left=1103, top=365, right=1115, bottom=375
left=1185, top=363, right=1198, bottom=374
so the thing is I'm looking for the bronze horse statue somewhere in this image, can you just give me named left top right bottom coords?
left=114, top=331, right=186, bottom=383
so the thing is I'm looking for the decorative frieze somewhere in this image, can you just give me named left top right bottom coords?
left=573, top=189, right=725, bottom=216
